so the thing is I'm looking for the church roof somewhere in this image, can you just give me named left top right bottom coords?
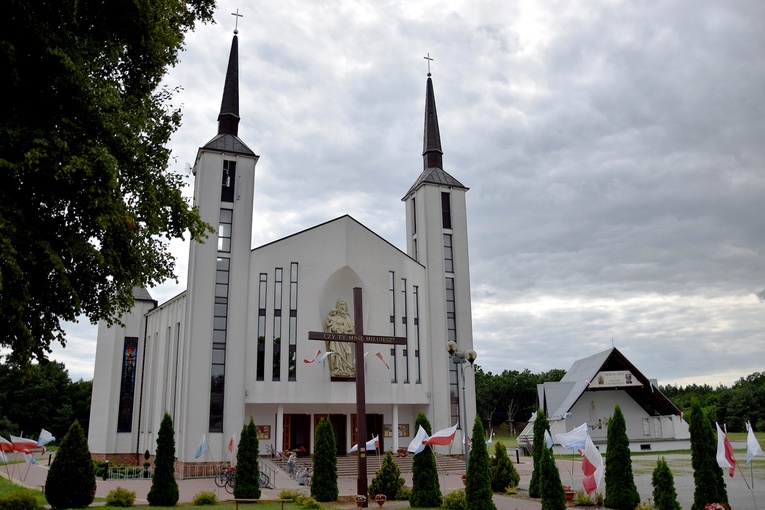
left=132, top=286, right=155, bottom=302
left=544, top=347, right=681, bottom=419
left=403, top=167, right=468, bottom=199
left=202, top=133, right=256, bottom=155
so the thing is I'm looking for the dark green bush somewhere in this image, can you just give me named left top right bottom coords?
left=652, top=457, right=680, bottom=510
left=604, top=404, right=640, bottom=510
left=539, top=445, right=566, bottom=510
left=0, top=491, right=42, bottom=510
left=368, top=451, right=404, bottom=500
left=409, top=412, right=442, bottom=508
left=105, top=487, right=135, bottom=507
left=234, top=418, right=261, bottom=499
left=310, top=417, right=338, bottom=502
left=490, top=440, right=520, bottom=491
left=689, top=398, right=729, bottom=510
left=45, top=421, right=96, bottom=509
left=396, top=485, right=412, bottom=501
left=442, top=489, right=467, bottom=509
left=191, top=491, right=217, bottom=505
left=528, top=408, right=549, bottom=498
left=147, top=413, right=179, bottom=506
left=465, top=416, right=496, bottom=510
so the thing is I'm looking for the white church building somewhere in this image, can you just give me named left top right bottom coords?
left=88, top=31, right=478, bottom=470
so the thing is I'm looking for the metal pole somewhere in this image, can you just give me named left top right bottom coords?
left=460, top=360, right=469, bottom=472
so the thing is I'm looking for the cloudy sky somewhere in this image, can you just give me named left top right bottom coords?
left=55, top=0, right=764, bottom=388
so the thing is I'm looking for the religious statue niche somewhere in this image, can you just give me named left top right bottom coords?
left=324, top=299, right=356, bottom=378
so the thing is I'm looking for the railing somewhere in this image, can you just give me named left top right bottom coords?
left=182, top=462, right=228, bottom=479
left=107, top=466, right=152, bottom=479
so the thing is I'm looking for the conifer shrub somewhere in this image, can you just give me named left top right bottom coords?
left=689, top=398, right=729, bottom=510
left=528, top=408, right=549, bottom=498
left=368, top=451, right=404, bottom=499
left=442, top=489, right=467, bottom=509
left=652, top=457, right=681, bottom=510
left=604, top=404, right=640, bottom=510
left=234, top=418, right=261, bottom=499
left=310, top=417, right=338, bottom=502
left=147, top=413, right=179, bottom=506
left=490, top=440, right=520, bottom=491
left=105, top=487, right=136, bottom=507
left=539, top=445, right=566, bottom=510
left=0, top=491, right=42, bottom=510
left=465, top=416, right=496, bottom=510
left=409, top=412, right=442, bottom=508
left=396, top=485, right=412, bottom=501
left=45, top=420, right=96, bottom=509
left=191, top=491, right=218, bottom=505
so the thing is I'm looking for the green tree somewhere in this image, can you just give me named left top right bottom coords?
left=148, top=413, right=179, bottom=506
left=409, top=412, right=442, bottom=508
left=652, top=457, right=681, bottom=510
left=689, top=398, right=729, bottom=510
left=311, top=417, right=338, bottom=502
left=234, top=418, right=261, bottom=499
left=0, top=0, right=214, bottom=366
left=369, top=451, right=404, bottom=500
left=45, top=420, right=96, bottom=509
left=465, top=416, right=496, bottom=510
left=490, top=440, right=520, bottom=492
left=604, top=404, right=639, bottom=510
left=528, top=408, right=549, bottom=498
left=539, top=445, right=566, bottom=510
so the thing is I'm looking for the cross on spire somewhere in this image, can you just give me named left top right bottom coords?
left=231, top=9, right=243, bottom=34
left=424, top=53, right=433, bottom=76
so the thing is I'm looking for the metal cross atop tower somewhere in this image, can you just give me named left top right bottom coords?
left=231, top=9, right=243, bottom=33
left=423, top=53, right=434, bottom=75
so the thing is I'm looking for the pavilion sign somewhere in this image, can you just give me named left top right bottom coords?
left=591, top=371, right=640, bottom=388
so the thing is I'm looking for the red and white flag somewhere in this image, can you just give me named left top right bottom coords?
left=375, top=352, right=390, bottom=370
left=10, top=435, right=36, bottom=453
left=407, top=425, right=430, bottom=455
left=423, top=423, right=458, bottom=446
left=581, top=434, right=604, bottom=494
left=716, top=423, right=736, bottom=477
left=0, top=436, right=13, bottom=452
left=303, top=350, right=322, bottom=363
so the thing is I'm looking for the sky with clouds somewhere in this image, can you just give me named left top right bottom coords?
left=54, top=0, right=764, bottom=388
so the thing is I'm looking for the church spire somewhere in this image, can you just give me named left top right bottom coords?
left=422, top=73, right=443, bottom=170
left=217, top=33, right=241, bottom=136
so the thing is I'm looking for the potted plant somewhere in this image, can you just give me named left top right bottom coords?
left=563, top=485, right=575, bottom=501
left=355, top=494, right=367, bottom=508
left=374, top=493, right=387, bottom=507
left=704, top=504, right=728, bottom=510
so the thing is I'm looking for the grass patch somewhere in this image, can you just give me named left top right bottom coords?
left=0, top=476, right=47, bottom=508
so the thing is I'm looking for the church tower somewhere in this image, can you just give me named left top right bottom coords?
left=402, top=72, right=476, bottom=444
left=178, top=29, right=259, bottom=460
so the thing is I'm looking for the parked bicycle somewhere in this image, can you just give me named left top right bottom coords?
left=214, top=465, right=272, bottom=492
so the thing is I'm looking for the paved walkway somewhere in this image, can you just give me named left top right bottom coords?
left=3, top=454, right=764, bottom=509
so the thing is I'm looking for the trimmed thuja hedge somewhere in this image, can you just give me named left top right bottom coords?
left=409, top=412, right=442, bottom=508
left=45, top=420, right=96, bottom=509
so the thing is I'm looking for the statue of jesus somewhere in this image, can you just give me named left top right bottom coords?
left=324, top=299, right=356, bottom=378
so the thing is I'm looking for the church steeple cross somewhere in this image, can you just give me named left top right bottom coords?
left=423, top=53, right=434, bottom=76
left=231, top=9, right=243, bottom=33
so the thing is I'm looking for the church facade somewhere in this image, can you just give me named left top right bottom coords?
left=88, top=32, right=478, bottom=469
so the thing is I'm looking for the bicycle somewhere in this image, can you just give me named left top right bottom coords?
left=214, top=466, right=236, bottom=494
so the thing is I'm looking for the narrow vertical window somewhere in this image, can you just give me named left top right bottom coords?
left=117, top=337, right=138, bottom=432
left=413, top=286, right=421, bottom=383
left=272, top=268, right=283, bottom=381
left=288, top=263, right=299, bottom=381
left=446, top=277, right=459, bottom=427
left=218, top=209, right=233, bottom=252
left=441, top=192, right=452, bottom=229
left=221, top=160, right=236, bottom=202
left=210, top=256, right=229, bottom=432
left=412, top=198, right=417, bottom=234
left=443, top=234, right=453, bottom=273
left=389, top=271, right=397, bottom=383
left=401, top=278, right=409, bottom=383
left=256, top=273, right=267, bottom=381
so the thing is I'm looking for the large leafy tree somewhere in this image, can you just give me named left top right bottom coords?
left=689, top=398, right=729, bottom=510
left=604, top=404, right=640, bottom=510
left=45, top=420, right=96, bottom=509
left=0, top=0, right=214, bottom=366
left=465, top=416, right=496, bottom=510
left=409, top=412, right=442, bottom=508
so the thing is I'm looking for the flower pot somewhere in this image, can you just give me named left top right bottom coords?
left=565, top=490, right=575, bottom=501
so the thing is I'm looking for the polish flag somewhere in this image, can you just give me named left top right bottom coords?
left=10, top=435, right=36, bottom=453
left=716, top=423, right=736, bottom=477
left=375, top=352, right=390, bottom=370
left=423, top=423, right=458, bottom=446
left=581, top=435, right=603, bottom=494
left=303, top=350, right=322, bottom=363
left=0, top=436, right=13, bottom=452
left=407, top=425, right=430, bottom=455
left=228, top=435, right=236, bottom=453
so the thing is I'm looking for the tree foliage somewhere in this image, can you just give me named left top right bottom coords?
left=0, top=358, right=91, bottom=440
left=490, top=440, right=520, bottom=492
left=368, top=451, right=404, bottom=500
left=234, top=418, right=261, bottom=499
left=689, top=398, right=729, bottom=510
left=652, top=457, right=681, bottom=510
left=465, top=416, right=496, bottom=510
left=539, top=444, right=565, bottom=510
left=604, top=404, right=640, bottom=510
left=0, top=0, right=215, bottom=366
left=528, top=408, right=549, bottom=498
left=409, top=412, right=442, bottom=508
left=148, top=413, right=178, bottom=506
left=45, top=420, right=96, bottom=509
left=311, top=417, right=338, bottom=502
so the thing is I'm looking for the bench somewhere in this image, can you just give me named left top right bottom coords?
left=232, top=498, right=293, bottom=509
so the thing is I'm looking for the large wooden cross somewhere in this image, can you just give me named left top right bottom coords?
left=308, top=287, right=406, bottom=504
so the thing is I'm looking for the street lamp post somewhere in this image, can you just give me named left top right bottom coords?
left=446, top=340, right=477, bottom=472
